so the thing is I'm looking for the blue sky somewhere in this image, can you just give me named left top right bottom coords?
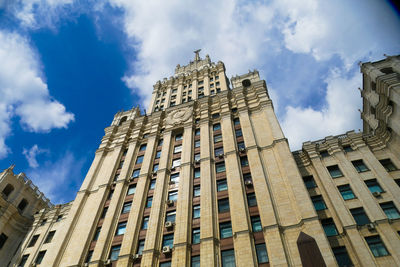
left=0, top=0, right=399, bottom=204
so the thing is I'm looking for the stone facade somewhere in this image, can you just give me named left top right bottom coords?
left=5, top=54, right=400, bottom=267
left=0, top=165, right=52, bottom=266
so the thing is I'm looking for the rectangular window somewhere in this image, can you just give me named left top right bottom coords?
left=56, top=215, right=63, bottom=222
left=214, top=135, right=223, bottom=143
left=319, top=150, right=329, bottom=157
left=327, top=165, right=343, bottom=178
left=237, top=141, right=245, bottom=150
left=233, top=118, right=240, bottom=126
left=166, top=210, right=176, bottom=223
left=235, top=129, right=242, bottom=137
left=350, top=207, right=370, bottom=225
left=160, top=262, right=171, bottom=267
left=338, top=184, right=355, bottom=200
left=321, top=218, right=338, bottom=236
left=132, top=169, right=140, bottom=178
left=155, top=151, right=162, bottom=159
left=108, top=190, right=114, bottom=200
left=380, top=202, right=400, bottom=219
left=192, top=255, right=200, bottom=267
left=150, top=179, right=156, bottom=190
left=153, top=164, right=159, bottom=172
left=162, top=234, right=174, bottom=248
left=220, top=222, right=233, bottom=239
left=139, top=144, right=147, bottom=151
left=44, top=231, right=56, bottom=243
left=175, top=133, right=183, bottom=141
left=101, top=207, right=108, bottom=219
left=168, top=191, right=178, bottom=202
left=247, top=192, right=257, bottom=207
left=332, top=246, right=353, bottom=267
left=212, top=113, right=220, bottom=119
left=170, top=173, right=179, bottom=184
left=195, top=140, right=201, bottom=148
left=194, top=185, right=201, bottom=197
left=311, top=195, right=327, bottom=211
left=127, top=184, right=136, bottom=195
left=192, top=228, right=200, bottom=244
left=303, top=175, right=316, bottom=189
left=216, top=162, right=226, bottom=173
left=214, top=147, right=224, bottom=157
left=379, top=159, right=397, bottom=172
left=136, top=155, right=144, bottom=164
left=19, top=254, right=29, bottom=267
left=352, top=160, right=369, bottom=172
left=137, top=240, right=145, bottom=255
left=221, top=249, right=235, bottom=267
left=217, top=179, right=228, bottom=192
left=194, top=153, right=201, bottom=161
left=213, top=123, right=221, bottom=131
left=93, top=227, right=101, bottom=241
left=365, top=179, right=383, bottom=193
left=172, top=158, right=181, bottom=168
left=240, top=156, right=249, bottom=167
left=36, top=251, right=46, bottom=264
left=365, top=235, right=389, bottom=257
left=110, top=245, right=121, bottom=261
left=255, top=243, right=269, bottom=264
left=251, top=216, right=262, bottom=232
left=142, top=217, right=149, bottom=230
left=146, top=197, right=153, bottom=208
left=215, top=75, right=219, bottom=80
left=0, top=233, right=7, bottom=249
left=122, top=202, right=132, bottom=214
left=194, top=168, right=201, bottom=179
left=174, top=145, right=182, bottom=153
left=116, top=222, right=127, bottom=236
left=158, top=139, right=163, bottom=146
left=28, top=234, right=39, bottom=247
left=193, top=205, right=200, bottom=219
left=195, top=128, right=200, bottom=136
left=342, top=145, right=353, bottom=152
left=218, top=198, right=230, bottom=213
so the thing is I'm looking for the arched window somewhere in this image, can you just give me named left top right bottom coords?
left=119, top=116, right=127, bottom=126
left=18, top=199, right=28, bottom=212
left=2, top=184, right=14, bottom=198
left=242, top=79, right=251, bottom=87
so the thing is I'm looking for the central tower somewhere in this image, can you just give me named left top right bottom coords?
left=36, top=53, right=336, bottom=267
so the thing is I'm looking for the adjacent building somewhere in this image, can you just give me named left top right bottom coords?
left=5, top=54, right=400, bottom=267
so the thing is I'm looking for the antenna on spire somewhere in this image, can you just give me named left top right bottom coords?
left=194, top=49, right=201, bottom=61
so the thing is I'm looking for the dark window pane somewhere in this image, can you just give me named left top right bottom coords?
left=332, top=247, right=353, bottom=267
left=365, top=235, right=389, bottom=257
left=338, top=184, right=355, bottom=200
left=350, top=207, right=370, bottom=225
left=221, top=249, right=235, bottom=267
left=379, top=159, right=397, bottom=172
left=327, top=165, right=343, bottom=178
left=352, top=160, right=369, bottom=172
left=311, top=195, right=326, bottom=211
left=303, top=176, right=316, bottom=189
left=255, top=243, right=269, bottom=263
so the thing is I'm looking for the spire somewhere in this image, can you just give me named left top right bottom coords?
left=194, top=49, right=201, bottom=61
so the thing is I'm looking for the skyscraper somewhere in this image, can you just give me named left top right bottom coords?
left=6, top=54, right=400, bottom=267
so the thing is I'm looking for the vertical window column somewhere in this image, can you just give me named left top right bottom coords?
left=172, top=126, right=193, bottom=266
left=119, top=131, right=170, bottom=266
left=220, top=113, right=256, bottom=266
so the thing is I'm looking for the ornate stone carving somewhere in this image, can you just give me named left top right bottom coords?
left=165, top=107, right=193, bottom=126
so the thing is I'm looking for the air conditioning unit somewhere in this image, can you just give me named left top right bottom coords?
left=84, top=263, right=89, bottom=267
left=195, top=159, right=200, bottom=164
left=218, top=153, right=224, bottom=158
left=153, top=171, right=157, bottom=176
left=165, top=221, right=174, bottom=229
left=245, top=180, right=253, bottom=186
left=167, top=200, right=174, bottom=206
left=367, top=223, right=376, bottom=231
left=104, top=259, right=111, bottom=265
left=171, top=167, right=176, bottom=171
left=372, top=191, right=381, bottom=197
left=239, top=148, right=246, bottom=152
left=162, top=246, right=172, bottom=254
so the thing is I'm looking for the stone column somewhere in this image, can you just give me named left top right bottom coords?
left=176, top=79, right=184, bottom=105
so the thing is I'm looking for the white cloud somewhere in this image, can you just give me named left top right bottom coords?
left=26, top=152, right=84, bottom=203
left=22, top=144, right=48, bottom=168
left=0, top=31, right=74, bottom=158
left=281, top=69, right=362, bottom=150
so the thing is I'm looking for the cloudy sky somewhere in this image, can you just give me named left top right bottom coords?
left=0, top=0, right=399, bottom=203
